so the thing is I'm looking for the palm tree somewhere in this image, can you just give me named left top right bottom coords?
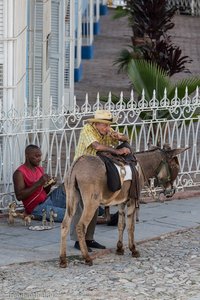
left=113, top=0, right=192, bottom=76
left=127, top=59, right=200, bottom=106
left=127, top=59, right=200, bottom=144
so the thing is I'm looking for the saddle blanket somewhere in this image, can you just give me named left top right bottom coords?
left=114, top=164, right=132, bottom=181
left=114, top=163, right=140, bottom=181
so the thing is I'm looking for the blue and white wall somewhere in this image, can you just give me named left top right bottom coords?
left=0, top=0, right=108, bottom=113
left=74, top=0, right=107, bottom=82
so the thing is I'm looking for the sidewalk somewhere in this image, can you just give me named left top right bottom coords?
left=0, top=196, right=199, bottom=266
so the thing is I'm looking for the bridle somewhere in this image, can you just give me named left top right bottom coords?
left=154, top=150, right=179, bottom=197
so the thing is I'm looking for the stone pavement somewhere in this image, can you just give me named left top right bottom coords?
left=1, top=227, right=200, bottom=300
left=0, top=196, right=200, bottom=266
left=0, top=196, right=200, bottom=300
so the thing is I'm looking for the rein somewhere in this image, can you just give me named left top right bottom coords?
left=154, top=159, right=171, bottom=185
left=155, top=149, right=177, bottom=197
left=139, top=162, right=158, bottom=201
left=140, top=148, right=176, bottom=199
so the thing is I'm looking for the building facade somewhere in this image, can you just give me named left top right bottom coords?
left=0, top=0, right=108, bottom=205
left=0, top=0, right=27, bottom=113
left=0, top=0, right=107, bottom=114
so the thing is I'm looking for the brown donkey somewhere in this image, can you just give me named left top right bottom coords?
left=60, top=145, right=187, bottom=267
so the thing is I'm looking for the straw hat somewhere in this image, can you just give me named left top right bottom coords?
left=87, top=110, right=117, bottom=124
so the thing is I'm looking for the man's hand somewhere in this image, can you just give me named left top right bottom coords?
left=37, top=174, right=51, bottom=187
left=44, top=177, right=57, bottom=188
left=110, top=131, right=129, bottom=142
left=92, top=142, right=131, bottom=156
left=115, top=147, right=131, bottom=156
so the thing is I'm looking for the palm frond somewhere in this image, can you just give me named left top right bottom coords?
left=168, top=77, right=200, bottom=99
left=114, top=44, right=144, bottom=74
left=127, top=59, right=172, bottom=101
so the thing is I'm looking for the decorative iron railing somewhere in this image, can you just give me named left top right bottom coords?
left=0, top=88, right=200, bottom=208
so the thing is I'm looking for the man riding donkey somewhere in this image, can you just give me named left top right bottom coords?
left=70, top=109, right=140, bottom=252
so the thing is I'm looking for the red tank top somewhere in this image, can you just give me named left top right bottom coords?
left=17, top=164, right=47, bottom=214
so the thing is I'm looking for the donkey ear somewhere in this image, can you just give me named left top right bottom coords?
left=169, top=147, right=190, bottom=157
left=148, top=144, right=159, bottom=150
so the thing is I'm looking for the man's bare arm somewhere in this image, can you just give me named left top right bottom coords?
left=13, top=170, right=50, bottom=201
left=92, top=141, right=131, bottom=155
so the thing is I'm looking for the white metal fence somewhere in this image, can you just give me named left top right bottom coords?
left=0, top=89, right=200, bottom=208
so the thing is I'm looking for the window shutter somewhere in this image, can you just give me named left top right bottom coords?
left=50, top=0, right=60, bottom=107
left=64, top=0, right=71, bottom=89
left=0, top=0, right=3, bottom=59
left=34, top=1, right=43, bottom=103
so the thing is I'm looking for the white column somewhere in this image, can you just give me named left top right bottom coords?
left=4, top=0, right=14, bottom=112
left=89, top=0, right=93, bottom=45
left=42, top=0, right=51, bottom=112
left=64, top=0, right=75, bottom=110
left=58, top=0, right=66, bottom=107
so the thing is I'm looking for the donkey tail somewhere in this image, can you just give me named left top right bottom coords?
left=65, top=160, right=81, bottom=218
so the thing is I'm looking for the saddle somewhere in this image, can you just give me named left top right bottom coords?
left=97, top=142, right=140, bottom=202
left=97, top=151, right=122, bottom=192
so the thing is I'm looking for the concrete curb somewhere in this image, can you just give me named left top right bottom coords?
left=137, top=224, right=200, bottom=245
left=2, top=225, right=199, bottom=268
left=140, top=190, right=200, bottom=204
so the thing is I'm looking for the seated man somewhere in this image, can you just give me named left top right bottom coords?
left=70, top=109, right=131, bottom=251
left=13, top=144, right=66, bottom=222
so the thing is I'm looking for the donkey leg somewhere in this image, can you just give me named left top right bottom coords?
left=60, top=213, right=72, bottom=268
left=127, top=199, right=140, bottom=258
left=76, top=203, right=99, bottom=266
left=116, top=203, right=126, bottom=255
left=60, top=193, right=79, bottom=268
left=104, top=206, right=111, bottom=222
left=136, top=206, right=140, bottom=222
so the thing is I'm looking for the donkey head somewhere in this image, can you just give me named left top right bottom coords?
left=155, top=144, right=189, bottom=198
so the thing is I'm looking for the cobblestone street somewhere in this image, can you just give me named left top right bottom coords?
left=1, top=226, right=200, bottom=300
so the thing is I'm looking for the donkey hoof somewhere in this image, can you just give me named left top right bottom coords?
left=59, top=256, right=67, bottom=268
left=85, top=258, right=93, bottom=266
left=132, top=250, right=140, bottom=258
left=116, top=248, right=124, bottom=255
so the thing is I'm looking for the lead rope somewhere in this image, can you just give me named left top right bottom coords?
left=139, top=162, right=158, bottom=202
